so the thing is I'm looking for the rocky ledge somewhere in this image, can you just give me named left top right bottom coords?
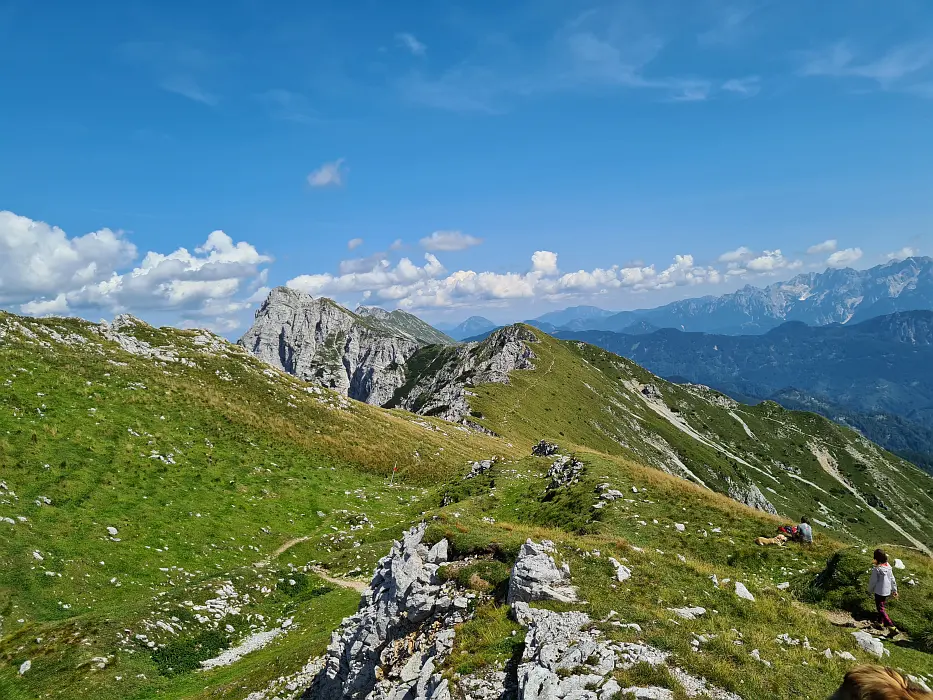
left=304, top=524, right=467, bottom=700
left=303, top=530, right=746, bottom=700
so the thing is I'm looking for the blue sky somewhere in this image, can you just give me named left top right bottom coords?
left=1, top=0, right=931, bottom=333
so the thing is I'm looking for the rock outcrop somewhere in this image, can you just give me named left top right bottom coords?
left=512, top=604, right=743, bottom=700
left=389, top=325, right=537, bottom=423
left=239, top=287, right=423, bottom=406
left=240, top=290, right=538, bottom=421
left=305, top=524, right=468, bottom=700
left=726, top=477, right=777, bottom=515
left=507, top=540, right=577, bottom=605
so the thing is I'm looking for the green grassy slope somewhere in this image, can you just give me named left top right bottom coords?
left=459, top=328, right=933, bottom=551
left=426, top=452, right=933, bottom=699
left=3, top=314, right=933, bottom=700
left=0, top=312, right=513, bottom=699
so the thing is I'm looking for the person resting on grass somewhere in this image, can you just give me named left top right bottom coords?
left=797, top=515, right=813, bottom=544
left=868, top=548, right=899, bottom=632
left=778, top=516, right=813, bottom=544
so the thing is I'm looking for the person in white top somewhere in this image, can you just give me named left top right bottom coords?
left=868, top=548, right=899, bottom=629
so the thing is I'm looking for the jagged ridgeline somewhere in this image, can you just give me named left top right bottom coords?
left=3, top=292, right=933, bottom=700
left=239, top=289, right=933, bottom=551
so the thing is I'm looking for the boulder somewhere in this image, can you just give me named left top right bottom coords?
left=735, top=582, right=755, bottom=602
left=532, top=440, right=561, bottom=457
left=851, top=631, right=888, bottom=659
left=507, top=540, right=578, bottom=604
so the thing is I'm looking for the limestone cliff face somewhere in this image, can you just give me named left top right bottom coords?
left=238, top=287, right=422, bottom=406
left=240, top=289, right=539, bottom=421
left=389, top=325, right=538, bottom=423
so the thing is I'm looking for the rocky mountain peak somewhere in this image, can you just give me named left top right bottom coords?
left=238, top=288, right=421, bottom=405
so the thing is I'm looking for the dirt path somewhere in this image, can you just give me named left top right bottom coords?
left=309, top=566, right=370, bottom=593
left=274, top=536, right=311, bottom=557
left=271, top=536, right=369, bottom=593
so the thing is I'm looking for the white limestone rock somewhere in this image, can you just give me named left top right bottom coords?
left=507, top=539, right=578, bottom=604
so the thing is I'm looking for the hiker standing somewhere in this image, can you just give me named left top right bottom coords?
left=868, top=548, right=898, bottom=630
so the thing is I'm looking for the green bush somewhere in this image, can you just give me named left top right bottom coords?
left=275, top=571, right=332, bottom=600
left=150, top=629, right=229, bottom=676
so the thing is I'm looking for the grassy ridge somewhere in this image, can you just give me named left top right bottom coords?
left=464, top=328, right=933, bottom=549
left=0, top=313, right=513, bottom=699
left=2, top=312, right=933, bottom=699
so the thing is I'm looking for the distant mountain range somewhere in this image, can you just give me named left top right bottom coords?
left=557, top=310, right=933, bottom=469
left=575, top=256, right=933, bottom=334
left=438, top=316, right=497, bottom=341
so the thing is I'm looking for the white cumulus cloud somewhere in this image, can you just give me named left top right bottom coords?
left=307, top=158, right=347, bottom=188
left=826, top=247, right=863, bottom=268
left=0, top=210, right=137, bottom=306
left=885, top=247, right=918, bottom=261
left=531, top=251, right=559, bottom=276
left=347, top=237, right=364, bottom=250
left=419, top=231, right=483, bottom=252
left=718, top=246, right=800, bottom=277
left=2, top=211, right=270, bottom=332
left=285, top=251, right=724, bottom=311
left=807, top=239, right=838, bottom=254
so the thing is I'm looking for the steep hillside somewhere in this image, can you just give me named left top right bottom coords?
left=555, top=312, right=933, bottom=465
left=395, top=325, right=933, bottom=552
left=239, top=287, right=446, bottom=406
left=4, top=311, right=933, bottom=700
left=0, top=310, right=512, bottom=700
left=568, top=256, right=933, bottom=334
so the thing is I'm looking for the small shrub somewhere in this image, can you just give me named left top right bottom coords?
left=150, top=629, right=229, bottom=675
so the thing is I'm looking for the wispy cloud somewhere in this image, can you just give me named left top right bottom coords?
left=397, top=6, right=757, bottom=112
left=307, top=159, right=347, bottom=188
left=697, top=1, right=764, bottom=47
left=347, top=237, right=364, bottom=250
left=119, top=41, right=222, bottom=106
left=827, top=247, right=863, bottom=268
left=420, top=231, right=483, bottom=252
left=160, top=75, right=218, bottom=106
left=721, top=76, right=760, bottom=96
left=257, top=89, right=318, bottom=124
left=807, top=239, right=837, bottom=255
left=395, top=32, right=426, bottom=57
left=799, top=41, right=933, bottom=97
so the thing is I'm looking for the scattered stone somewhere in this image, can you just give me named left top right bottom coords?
left=546, top=455, right=584, bottom=491
left=668, top=606, right=706, bottom=621
left=894, top=559, right=906, bottom=570
left=674, top=523, right=685, bottom=532
left=106, top=526, right=118, bottom=536
left=464, top=460, right=495, bottom=479
left=776, top=582, right=790, bottom=590
left=734, top=582, right=755, bottom=602
left=19, top=660, right=31, bottom=675
left=608, top=557, right=632, bottom=582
